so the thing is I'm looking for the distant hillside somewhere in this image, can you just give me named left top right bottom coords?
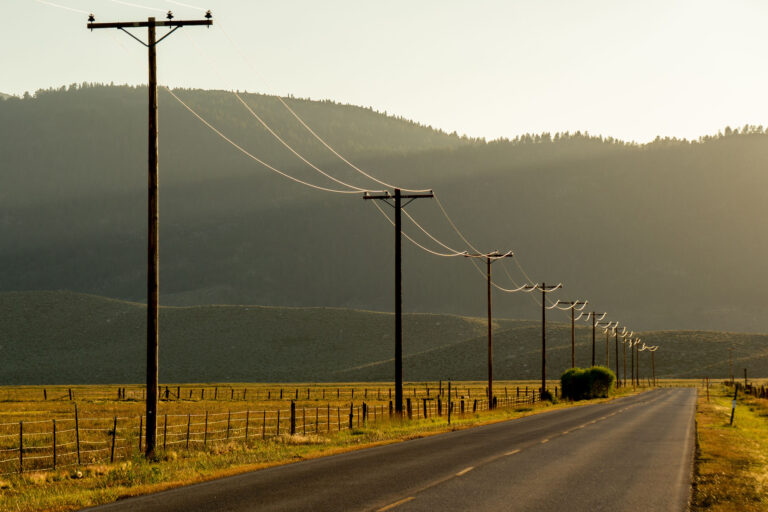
left=0, top=93, right=10, bottom=100
left=2, top=292, right=764, bottom=385
left=4, top=85, right=768, bottom=332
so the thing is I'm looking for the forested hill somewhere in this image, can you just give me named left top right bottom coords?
left=3, top=84, right=768, bottom=333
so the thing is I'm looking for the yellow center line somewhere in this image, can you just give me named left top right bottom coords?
left=505, top=449, right=521, bottom=456
left=562, top=430, right=570, bottom=434
left=541, top=438, right=549, bottom=443
left=377, top=497, right=415, bottom=511
left=456, top=466, right=474, bottom=476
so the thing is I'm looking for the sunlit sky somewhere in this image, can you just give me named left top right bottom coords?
left=8, top=0, right=768, bottom=142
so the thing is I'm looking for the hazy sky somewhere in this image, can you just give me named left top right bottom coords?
left=9, top=0, right=768, bottom=142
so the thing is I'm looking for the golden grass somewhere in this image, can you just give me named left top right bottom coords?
left=0, top=382, right=643, bottom=512
left=692, top=383, right=768, bottom=511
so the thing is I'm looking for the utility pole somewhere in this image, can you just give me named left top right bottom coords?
left=614, top=326, right=620, bottom=386
left=585, top=312, right=607, bottom=367
left=364, top=188, right=433, bottom=416
left=524, top=283, right=562, bottom=395
left=554, top=301, right=587, bottom=368
left=464, top=251, right=513, bottom=407
left=622, top=336, right=628, bottom=388
left=87, top=10, right=213, bottom=458
left=598, top=321, right=616, bottom=367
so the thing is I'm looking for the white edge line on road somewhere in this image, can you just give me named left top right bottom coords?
left=456, top=466, right=474, bottom=476
left=377, top=496, right=415, bottom=511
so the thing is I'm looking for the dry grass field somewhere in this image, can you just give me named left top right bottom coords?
left=693, top=380, right=768, bottom=511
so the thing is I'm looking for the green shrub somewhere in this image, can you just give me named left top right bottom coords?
left=588, top=366, right=616, bottom=397
left=561, top=366, right=616, bottom=401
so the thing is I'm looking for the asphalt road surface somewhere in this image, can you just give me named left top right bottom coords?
left=86, top=387, right=696, bottom=512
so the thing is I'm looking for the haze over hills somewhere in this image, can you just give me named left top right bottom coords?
left=3, top=84, right=768, bottom=332
left=1, top=291, right=764, bottom=385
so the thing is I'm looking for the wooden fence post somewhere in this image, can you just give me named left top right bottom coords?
left=110, top=416, right=117, bottom=463
left=226, top=411, right=231, bottom=440
left=348, top=403, right=354, bottom=429
left=245, top=410, right=250, bottom=442
left=52, top=419, right=57, bottom=470
left=277, top=409, right=281, bottom=435
left=43, top=389, right=47, bottom=401
left=75, top=405, right=81, bottom=465
left=18, top=421, right=23, bottom=474
left=290, top=402, right=296, bottom=435
left=203, top=411, right=208, bottom=447
left=186, top=414, right=191, bottom=450
left=69, top=388, right=72, bottom=401
left=302, top=407, right=306, bottom=435
left=407, top=398, right=412, bottom=420
left=138, top=415, right=143, bottom=453
left=262, top=410, right=266, bottom=440
left=327, top=404, right=330, bottom=433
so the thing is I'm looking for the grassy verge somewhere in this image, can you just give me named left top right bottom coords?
left=693, top=383, right=768, bottom=511
left=0, top=388, right=640, bottom=512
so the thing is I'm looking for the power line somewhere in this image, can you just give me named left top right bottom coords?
left=163, top=87, right=365, bottom=195
left=34, top=0, right=89, bottom=15
left=215, top=22, right=432, bottom=194
left=233, top=92, right=375, bottom=193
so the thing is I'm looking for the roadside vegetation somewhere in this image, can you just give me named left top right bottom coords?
left=693, top=381, right=768, bottom=511
left=0, top=380, right=648, bottom=512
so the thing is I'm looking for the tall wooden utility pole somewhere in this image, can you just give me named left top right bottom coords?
left=87, top=11, right=212, bottom=458
left=364, top=188, right=433, bottom=415
left=524, top=283, right=561, bottom=395
left=464, top=251, right=513, bottom=407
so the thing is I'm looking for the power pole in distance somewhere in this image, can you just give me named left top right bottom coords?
left=598, top=321, right=616, bottom=367
left=87, top=10, right=213, bottom=458
left=524, top=283, right=562, bottom=395
left=613, top=325, right=621, bottom=386
left=364, top=188, right=433, bottom=416
left=549, top=300, right=587, bottom=369
left=464, top=251, right=514, bottom=407
left=584, top=312, right=607, bottom=367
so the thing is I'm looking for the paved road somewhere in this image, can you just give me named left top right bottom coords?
left=86, top=388, right=696, bottom=512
